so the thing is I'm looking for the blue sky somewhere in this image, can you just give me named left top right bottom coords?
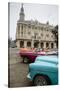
left=9, top=3, right=58, bottom=40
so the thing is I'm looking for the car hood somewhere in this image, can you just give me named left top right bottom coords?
left=29, top=61, right=58, bottom=72
left=35, top=55, right=58, bottom=64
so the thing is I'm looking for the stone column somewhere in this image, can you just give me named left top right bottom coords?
left=20, top=24, right=21, bottom=37
left=49, top=42, right=51, bottom=49
left=54, top=42, right=56, bottom=49
left=44, top=42, right=46, bottom=49
left=31, top=40, right=34, bottom=48
left=38, top=41, right=40, bottom=48
left=24, top=41, right=27, bottom=48
left=16, top=40, right=20, bottom=48
left=26, top=25, right=28, bottom=38
left=38, top=42, right=40, bottom=48
left=23, top=25, right=24, bottom=38
left=39, top=43, right=41, bottom=48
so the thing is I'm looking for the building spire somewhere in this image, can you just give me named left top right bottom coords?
left=22, top=3, right=23, bottom=8
left=20, top=3, right=25, bottom=21
left=21, top=3, right=24, bottom=12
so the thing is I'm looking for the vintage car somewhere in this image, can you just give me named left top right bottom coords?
left=20, top=48, right=32, bottom=52
left=27, top=55, right=58, bottom=86
left=19, top=48, right=46, bottom=63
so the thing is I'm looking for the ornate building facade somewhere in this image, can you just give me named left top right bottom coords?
left=16, top=4, right=57, bottom=49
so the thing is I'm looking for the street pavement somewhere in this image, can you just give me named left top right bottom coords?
left=9, top=48, right=33, bottom=87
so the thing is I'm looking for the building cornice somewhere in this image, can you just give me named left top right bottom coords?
left=16, top=38, right=55, bottom=42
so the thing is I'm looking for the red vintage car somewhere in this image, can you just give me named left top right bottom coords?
left=18, top=48, right=46, bottom=63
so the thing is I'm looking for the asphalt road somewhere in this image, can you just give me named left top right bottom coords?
left=8, top=48, right=33, bottom=87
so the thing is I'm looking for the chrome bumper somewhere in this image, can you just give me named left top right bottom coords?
left=27, top=73, right=32, bottom=80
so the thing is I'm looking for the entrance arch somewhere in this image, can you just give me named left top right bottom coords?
left=40, top=42, right=44, bottom=49
left=46, top=42, right=49, bottom=48
left=34, top=41, right=39, bottom=48
left=27, top=41, right=31, bottom=47
left=20, top=41, right=24, bottom=48
left=51, top=43, right=54, bottom=48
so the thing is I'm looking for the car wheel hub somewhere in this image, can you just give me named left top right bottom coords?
left=24, top=58, right=28, bottom=63
left=34, top=76, right=47, bottom=86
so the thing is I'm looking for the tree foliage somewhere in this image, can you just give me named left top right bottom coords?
left=52, top=25, right=58, bottom=48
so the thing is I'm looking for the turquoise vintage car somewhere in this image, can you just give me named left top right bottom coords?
left=27, top=55, right=58, bottom=86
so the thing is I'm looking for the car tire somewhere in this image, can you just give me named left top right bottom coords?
left=23, top=57, right=29, bottom=64
left=33, top=75, right=49, bottom=86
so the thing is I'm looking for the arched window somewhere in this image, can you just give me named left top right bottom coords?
left=41, top=33, right=43, bottom=37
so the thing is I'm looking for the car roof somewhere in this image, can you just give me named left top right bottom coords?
left=35, top=55, right=58, bottom=64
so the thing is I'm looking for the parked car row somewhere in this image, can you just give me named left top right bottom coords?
left=18, top=48, right=58, bottom=86
left=18, top=48, right=58, bottom=64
